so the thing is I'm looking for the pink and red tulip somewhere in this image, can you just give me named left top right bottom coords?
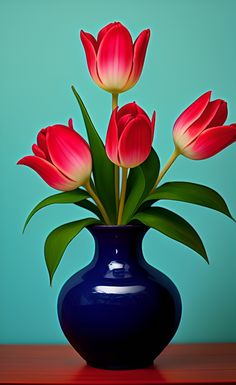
left=105, top=102, right=155, bottom=168
left=80, top=22, right=150, bottom=94
left=17, top=120, right=92, bottom=191
left=173, top=91, right=236, bottom=159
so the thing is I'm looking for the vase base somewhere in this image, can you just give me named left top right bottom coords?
left=86, top=360, right=154, bottom=370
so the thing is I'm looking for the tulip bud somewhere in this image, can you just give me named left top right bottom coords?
left=173, top=91, right=236, bottom=160
left=17, top=120, right=92, bottom=191
left=105, top=102, right=155, bottom=168
left=80, top=22, right=150, bottom=94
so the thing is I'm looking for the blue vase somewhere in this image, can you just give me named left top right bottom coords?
left=57, top=225, right=182, bottom=370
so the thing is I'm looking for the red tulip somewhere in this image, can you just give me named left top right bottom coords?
left=105, top=102, right=155, bottom=168
left=173, top=91, right=236, bottom=159
left=17, top=119, right=92, bottom=191
left=80, top=22, right=150, bottom=94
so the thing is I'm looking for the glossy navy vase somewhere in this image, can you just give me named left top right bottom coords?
left=57, top=225, right=182, bottom=370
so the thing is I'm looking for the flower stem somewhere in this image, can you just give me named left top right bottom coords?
left=151, top=149, right=180, bottom=192
left=117, top=167, right=128, bottom=225
left=112, top=93, right=119, bottom=214
left=85, top=180, right=111, bottom=225
left=114, top=165, right=120, bottom=213
left=112, top=93, right=118, bottom=110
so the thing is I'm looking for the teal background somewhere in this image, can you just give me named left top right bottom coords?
left=1, top=0, right=236, bottom=344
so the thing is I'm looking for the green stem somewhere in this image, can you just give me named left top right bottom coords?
left=117, top=167, right=128, bottom=225
left=114, top=165, right=120, bottom=213
left=112, top=93, right=118, bottom=110
left=151, top=149, right=180, bottom=192
left=112, top=93, right=119, bottom=214
left=85, top=180, right=111, bottom=225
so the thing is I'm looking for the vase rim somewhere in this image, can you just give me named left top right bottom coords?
left=87, top=223, right=148, bottom=229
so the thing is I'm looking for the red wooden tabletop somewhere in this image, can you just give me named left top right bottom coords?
left=0, top=343, right=236, bottom=384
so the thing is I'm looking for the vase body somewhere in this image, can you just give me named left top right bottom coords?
left=57, top=225, right=182, bottom=370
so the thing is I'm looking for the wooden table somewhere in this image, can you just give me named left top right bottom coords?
left=1, top=344, right=236, bottom=384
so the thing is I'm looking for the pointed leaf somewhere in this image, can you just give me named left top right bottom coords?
left=133, top=207, right=208, bottom=262
left=45, top=218, right=100, bottom=285
left=143, top=182, right=234, bottom=220
left=123, top=149, right=160, bottom=224
left=23, top=189, right=89, bottom=232
left=122, top=167, right=146, bottom=224
left=72, top=86, right=116, bottom=223
left=141, top=148, right=160, bottom=197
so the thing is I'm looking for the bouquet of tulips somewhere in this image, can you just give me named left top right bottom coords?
left=18, top=22, right=236, bottom=284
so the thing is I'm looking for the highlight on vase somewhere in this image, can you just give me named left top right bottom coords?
left=17, top=120, right=92, bottom=191
left=105, top=102, right=156, bottom=168
left=173, top=91, right=236, bottom=160
left=80, top=22, right=150, bottom=94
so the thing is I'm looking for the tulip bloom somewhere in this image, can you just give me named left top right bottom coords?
left=173, top=91, right=236, bottom=159
left=80, top=22, right=150, bottom=94
left=17, top=120, right=92, bottom=191
left=105, top=102, right=155, bottom=168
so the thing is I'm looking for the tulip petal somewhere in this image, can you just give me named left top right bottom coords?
left=47, top=125, right=92, bottom=185
left=17, top=156, right=79, bottom=191
left=151, top=111, right=156, bottom=138
left=97, top=23, right=133, bottom=92
left=80, top=30, right=104, bottom=88
left=105, top=107, right=120, bottom=165
left=117, top=102, right=153, bottom=131
left=32, top=144, right=46, bottom=159
left=118, top=117, right=153, bottom=168
left=180, top=100, right=223, bottom=147
left=37, top=129, right=51, bottom=161
left=68, top=118, right=74, bottom=130
left=183, top=124, right=236, bottom=160
left=173, top=91, right=211, bottom=139
left=117, top=102, right=138, bottom=121
left=123, top=103, right=153, bottom=133
left=122, top=29, right=150, bottom=91
left=97, top=22, right=118, bottom=45
left=117, top=114, right=135, bottom=136
left=85, top=31, right=97, bottom=50
left=209, top=100, right=227, bottom=127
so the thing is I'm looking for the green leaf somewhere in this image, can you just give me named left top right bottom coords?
left=122, top=167, right=146, bottom=224
left=143, top=181, right=234, bottom=220
left=72, top=86, right=116, bottom=223
left=141, top=148, right=160, bottom=197
left=23, top=189, right=89, bottom=232
left=133, top=207, right=208, bottom=262
left=122, top=149, right=160, bottom=224
left=45, top=218, right=100, bottom=285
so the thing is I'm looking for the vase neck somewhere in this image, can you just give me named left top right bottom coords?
left=87, top=225, right=149, bottom=265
